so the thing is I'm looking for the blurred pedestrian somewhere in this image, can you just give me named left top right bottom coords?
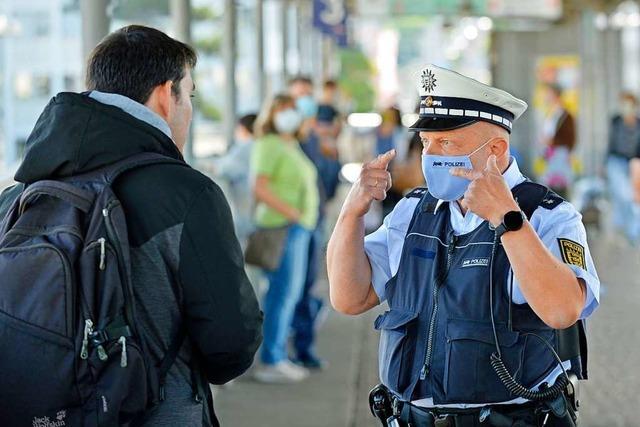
left=212, top=113, right=258, bottom=247
left=287, top=77, right=342, bottom=369
left=250, top=94, right=320, bottom=383
left=537, top=83, right=577, bottom=198
left=376, top=106, right=409, bottom=216
left=607, top=92, right=640, bottom=243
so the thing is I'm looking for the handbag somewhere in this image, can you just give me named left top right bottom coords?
left=244, top=225, right=290, bottom=271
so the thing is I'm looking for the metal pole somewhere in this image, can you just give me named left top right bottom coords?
left=2, top=0, right=16, bottom=169
left=256, top=0, right=266, bottom=101
left=223, top=0, right=238, bottom=149
left=80, top=0, right=110, bottom=63
left=170, top=0, right=195, bottom=162
left=281, top=0, right=289, bottom=84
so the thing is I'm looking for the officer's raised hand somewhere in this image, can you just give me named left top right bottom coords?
left=342, top=149, right=396, bottom=218
left=450, top=154, right=519, bottom=227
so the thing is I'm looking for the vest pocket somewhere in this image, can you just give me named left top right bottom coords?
left=374, top=309, right=419, bottom=394
left=444, top=318, right=524, bottom=403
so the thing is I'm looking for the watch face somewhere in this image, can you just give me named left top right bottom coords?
left=504, top=210, right=524, bottom=231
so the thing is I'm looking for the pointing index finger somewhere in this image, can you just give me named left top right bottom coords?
left=368, top=149, right=397, bottom=170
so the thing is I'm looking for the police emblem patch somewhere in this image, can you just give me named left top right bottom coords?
left=558, top=238, right=586, bottom=270
left=421, top=69, right=437, bottom=93
left=425, top=96, right=434, bottom=107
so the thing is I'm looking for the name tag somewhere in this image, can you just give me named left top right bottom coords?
left=461, top=257, right=489, bottom=268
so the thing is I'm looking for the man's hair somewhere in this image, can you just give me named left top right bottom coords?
left=621, top=91, right=638, bottom=105
left=287, top=75, right=313, bottom=87
left=238, top=113, right=258, bottom=135
left=323, top=80, right=337, bottom=90
left=86, top=25, right=197, bottom=104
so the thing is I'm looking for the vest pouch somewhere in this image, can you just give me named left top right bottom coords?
left=443, top=318, right=523, bottom=404
left=375, top=309, right=420, bottom=395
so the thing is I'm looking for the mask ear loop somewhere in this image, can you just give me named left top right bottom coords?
left=467, top=137, right=495, bottom=158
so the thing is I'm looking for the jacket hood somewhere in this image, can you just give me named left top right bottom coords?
left=15, top=92, right=184, bottom=184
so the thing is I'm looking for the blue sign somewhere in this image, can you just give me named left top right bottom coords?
left=313, top=0, right=348, bottom=47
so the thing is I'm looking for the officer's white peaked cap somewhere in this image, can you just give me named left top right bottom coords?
left=409, top=64, right=528, bottom=134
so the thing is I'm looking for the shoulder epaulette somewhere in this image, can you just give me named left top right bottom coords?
left=405, top=187, right=429, bottom=199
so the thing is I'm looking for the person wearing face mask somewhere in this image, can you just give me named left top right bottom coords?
left=327, top=65, right=599, bottom=426
left=606, top=92, right=640, bottom=244
left=250, top=94, right=320, bottom=383
left=287, top=76, right=342, bottom=369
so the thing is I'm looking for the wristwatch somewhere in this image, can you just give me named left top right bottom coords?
left=494, top=210, right=526, bottom=239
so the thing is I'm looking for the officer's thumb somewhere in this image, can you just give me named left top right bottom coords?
left=368, top=149, right=396, bottom=170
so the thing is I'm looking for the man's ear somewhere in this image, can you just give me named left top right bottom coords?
left=144, top=81, right=174, bottom=121
left=489, top=137, right=509, bottom=159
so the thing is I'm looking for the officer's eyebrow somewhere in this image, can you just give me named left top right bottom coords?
left=420, top=135, right=457, bottom=145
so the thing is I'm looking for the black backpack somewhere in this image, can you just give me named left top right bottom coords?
left=0, top=153, right=189, bottom=426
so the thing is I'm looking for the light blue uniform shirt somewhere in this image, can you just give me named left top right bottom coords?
left=364, top=157, right=600, bottom=408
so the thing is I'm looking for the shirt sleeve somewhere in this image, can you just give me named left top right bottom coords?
left=251, top=137, right=280, bottom=177
left=510, top=201, right=601, bottom=319
left=364, top=197, right=420, bottom=302
left=364, top=216, right=392, bottom=302
left=179, top=182, right=263, bottom=384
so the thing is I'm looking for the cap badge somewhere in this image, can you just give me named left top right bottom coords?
left=421, top=69, right=437, bottom=93
left=425, top=96, right=434, bottom=107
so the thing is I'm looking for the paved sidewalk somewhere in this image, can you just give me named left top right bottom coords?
left=214, top=283, right=381, bottom=427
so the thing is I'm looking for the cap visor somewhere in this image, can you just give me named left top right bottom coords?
left=408, top=117, right=478, bottom=132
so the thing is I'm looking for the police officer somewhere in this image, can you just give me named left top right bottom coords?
left=327, top=64, right=600, bottom=427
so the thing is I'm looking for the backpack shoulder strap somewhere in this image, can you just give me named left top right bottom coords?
left=18, top=180, right=94, bottom=215
left=511, top=179, right=564, bottom=219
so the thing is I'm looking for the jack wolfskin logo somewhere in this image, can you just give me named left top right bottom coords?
left=32, top=411, right=66, bottom=427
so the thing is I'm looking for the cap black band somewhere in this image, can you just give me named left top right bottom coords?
left=412, top=95, right=514, bottom=132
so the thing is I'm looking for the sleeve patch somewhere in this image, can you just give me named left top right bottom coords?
left=558, top=238, right=586, bottom=270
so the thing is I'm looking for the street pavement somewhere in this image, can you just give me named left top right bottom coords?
left=215, top=225, right=638, bottom=427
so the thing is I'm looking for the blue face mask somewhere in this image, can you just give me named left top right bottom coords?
left=421, top=139, right=492, bottom=201
left=296, top=95, right=318, bottom=119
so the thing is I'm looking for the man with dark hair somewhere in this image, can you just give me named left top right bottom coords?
left=0, top=25, right=262, bottom=426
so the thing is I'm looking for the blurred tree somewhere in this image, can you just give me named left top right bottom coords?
left=194, top=96, right=222, bottom=121
left=339, top=48, right=375, bottom=112
left=111, top=0, right=169, bottom=19
left=194, top=35, right=222, bottom=55
left=192, top=5, right=221, bottom=21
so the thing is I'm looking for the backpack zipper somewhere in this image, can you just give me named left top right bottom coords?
left=102, top=204, right=141, bottom=343
left=119, top=336, right=128, bottom=368
left=98, top=238, right=106, bottom=270
left=420, top=232, right=457, bottom=380
left=80, top=319, right=93, bottom=359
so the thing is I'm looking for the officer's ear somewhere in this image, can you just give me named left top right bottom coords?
left=489, top=137, right=509, bottom=160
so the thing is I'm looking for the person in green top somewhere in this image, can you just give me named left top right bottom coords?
left=250, top=94, right=320, bottom=383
